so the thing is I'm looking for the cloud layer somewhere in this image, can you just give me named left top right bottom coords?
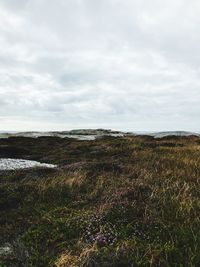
left=0, top=0, right=200, bottom=131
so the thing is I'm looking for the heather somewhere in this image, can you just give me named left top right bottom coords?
left=0, top=135, right=200, bottom=266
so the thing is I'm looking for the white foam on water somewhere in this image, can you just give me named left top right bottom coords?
left=0, top=158, right=57, bottom=170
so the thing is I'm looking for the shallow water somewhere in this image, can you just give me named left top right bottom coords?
left=0, top=158, right=57, bottom=170
left=0, top=132, right=124, bottom=140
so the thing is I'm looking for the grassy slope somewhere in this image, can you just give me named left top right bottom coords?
left=0, top=136, right=200, bottom=267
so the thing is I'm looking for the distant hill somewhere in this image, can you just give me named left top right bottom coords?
left=0, top=130, right=199, bottom=140
left=0, top=129, right=125, bottom=140
left=148, top=131, right=200, bottom=138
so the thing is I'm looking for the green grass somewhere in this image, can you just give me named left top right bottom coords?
left=0, top=136, right=200, bottom=266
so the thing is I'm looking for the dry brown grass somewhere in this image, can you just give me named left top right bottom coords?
left=0, top=135, right=200, bottom=266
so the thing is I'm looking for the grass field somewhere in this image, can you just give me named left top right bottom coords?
left=0, top=135, right=200, bottom=266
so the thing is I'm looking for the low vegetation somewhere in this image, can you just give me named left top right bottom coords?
left=0, top=135, right=200, bottom=266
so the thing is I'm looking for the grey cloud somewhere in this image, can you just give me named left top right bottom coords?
left=0, top=0, right=200, bottom=131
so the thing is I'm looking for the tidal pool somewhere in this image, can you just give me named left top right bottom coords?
left=0, top=158, right=57, bottom=170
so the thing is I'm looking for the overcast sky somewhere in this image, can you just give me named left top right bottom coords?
left=0, top=0, right=200, bottom=132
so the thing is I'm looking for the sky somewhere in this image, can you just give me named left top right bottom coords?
left=0, top=0, right=200, bottom=132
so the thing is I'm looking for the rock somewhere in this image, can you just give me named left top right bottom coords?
left=0, top=243, right=14, bottom=259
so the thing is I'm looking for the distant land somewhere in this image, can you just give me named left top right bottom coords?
left=0, top=129, right=199, bottom=140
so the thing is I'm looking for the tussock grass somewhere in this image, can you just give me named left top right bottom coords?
left=0, top=136, right=200, bottom=266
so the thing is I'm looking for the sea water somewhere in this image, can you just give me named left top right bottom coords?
left=0, top=158, right=56, bottom=170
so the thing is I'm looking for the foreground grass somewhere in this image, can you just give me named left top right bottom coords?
left=0, top=135, right=200, bottom=266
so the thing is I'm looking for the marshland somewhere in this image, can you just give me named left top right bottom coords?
left=0, top=133, right=200, bottom=266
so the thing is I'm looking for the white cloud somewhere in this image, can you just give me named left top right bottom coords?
left=0, top=0, right=200, bottom=131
